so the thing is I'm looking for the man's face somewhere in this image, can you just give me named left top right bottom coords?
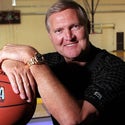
left=48, top=8, right=88, bottom=61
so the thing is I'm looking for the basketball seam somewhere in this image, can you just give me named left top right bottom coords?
left=0, top=102, right=28, bottom=108
left=0, top=80, right=10, bottom=84
left=0, top=80, right=29, bottom=108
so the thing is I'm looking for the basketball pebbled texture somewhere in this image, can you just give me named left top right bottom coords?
left=0, top=71, right=36, bottom=125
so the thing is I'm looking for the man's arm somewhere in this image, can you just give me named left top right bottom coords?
left=30, top=64, right=99, bottom=125
left=0, top=44, right=99, bottom=124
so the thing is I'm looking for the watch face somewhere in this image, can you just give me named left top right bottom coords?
left=36, top=53, right=43, bottom=63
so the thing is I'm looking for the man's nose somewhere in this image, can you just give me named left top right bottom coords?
left=64, top=29, right=73, bottom=41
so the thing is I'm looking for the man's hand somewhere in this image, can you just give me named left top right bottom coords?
left=1, top=59, right=36, bottom=102
left=0, top=44, right=38, bottom=64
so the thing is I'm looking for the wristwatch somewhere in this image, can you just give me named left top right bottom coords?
left=27, top=52, right=45, bottom=67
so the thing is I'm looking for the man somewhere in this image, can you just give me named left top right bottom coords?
left=0, top=1, right=125, bottom=125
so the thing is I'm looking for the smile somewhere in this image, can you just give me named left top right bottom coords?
left=64, top=42, right=78, bottom=47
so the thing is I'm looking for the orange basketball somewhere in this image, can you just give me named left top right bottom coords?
left=0, top=71, right=36, bottom=125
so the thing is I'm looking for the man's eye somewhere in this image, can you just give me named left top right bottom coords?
left=55, top=29, right=62, bottom=34
left=71, top=25, right=81, bottom=30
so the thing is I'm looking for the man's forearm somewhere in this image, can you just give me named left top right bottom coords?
left=30, top=64, right=82, bottom=124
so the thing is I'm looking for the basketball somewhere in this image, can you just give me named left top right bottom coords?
left=0, top=71, right=36, bottom=125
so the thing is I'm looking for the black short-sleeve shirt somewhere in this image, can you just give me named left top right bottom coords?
left=43, top=44, right=125, bottom=125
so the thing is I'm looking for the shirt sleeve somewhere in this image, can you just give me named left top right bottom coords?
left=84, top=52, right=125, bottom=113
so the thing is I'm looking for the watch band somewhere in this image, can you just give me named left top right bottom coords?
left=27, top=52, right=45, bottom=67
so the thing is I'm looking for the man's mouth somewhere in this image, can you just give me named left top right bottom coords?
left=64, top=42, right=78, bottom=47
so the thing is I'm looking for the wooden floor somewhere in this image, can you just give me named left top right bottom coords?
left=28, top=98, right=53, bottom=125
left=33, top=98, right=50, bottom=118
left=31, top=50, right=125, bottom=120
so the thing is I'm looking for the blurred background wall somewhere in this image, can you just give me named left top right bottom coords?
left=0, top=0, right=125, bottom=53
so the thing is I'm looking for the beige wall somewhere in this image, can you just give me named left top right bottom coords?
left=0, top=15, right=55, bottom=53
left=0, top=0, right=56, bottom=53
left=0, top=0, right=125, bottom=53
left=90, top=12, right=125, bottom=51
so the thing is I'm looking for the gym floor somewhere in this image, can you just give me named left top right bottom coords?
left=27, top=117, right=53, bottom=125
left=27, top=51, right=125, bottom=125
left=27, top=98, right=53, bottom=125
